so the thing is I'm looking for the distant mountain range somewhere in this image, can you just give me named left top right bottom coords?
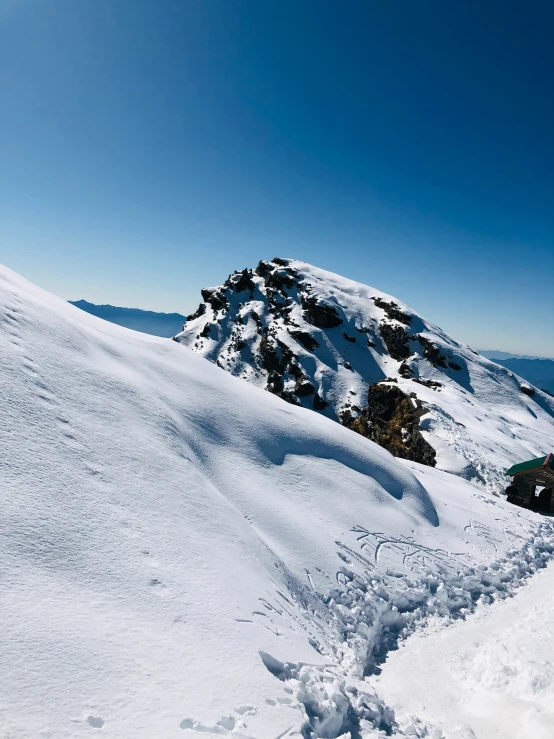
left=69, top=300, right=185, bottom=338
left=478, top=350, right=551, bottom=361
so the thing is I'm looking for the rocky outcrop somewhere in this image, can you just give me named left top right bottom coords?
left=186, top=303, right=206, bottom=322
left=201, top=287, right=229, bottom=313
left=344, top=383, right=436, bottom=467
left=301, top=296, right=343, bottom=328
left=399, top=360, right=414, bottom=378
left=255, top=260, right=273, bottom=278
left=372, top=297, right=413, bottom=325
left=295, top=380, right=315, bottom=396
left=289, top=330, right=319, bottom=352
left=229, top=268, right=256, bottom=294
left=412, top=378, right=442, bottom=390
left=265, top=268, right=296, bottom=292
left=313, top=393, right=329, bottom=410
left=417, top=335, right=448, bottom=369
left=379, top=324, right=411, bottom=360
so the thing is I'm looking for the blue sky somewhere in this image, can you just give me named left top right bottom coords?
left=2, top=0, right=553, bottom=354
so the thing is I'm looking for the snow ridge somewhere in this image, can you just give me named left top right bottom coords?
left=175, top=258, right=554, bottom=492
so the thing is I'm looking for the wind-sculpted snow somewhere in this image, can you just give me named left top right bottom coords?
left=1, top=265, right=553, bottom=738
left=176, top=258, right=554, bottom=492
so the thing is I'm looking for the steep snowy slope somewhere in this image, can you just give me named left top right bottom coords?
left=175, top=258, right=554, bottom=491
left=2, top=265, right=554, bottom=739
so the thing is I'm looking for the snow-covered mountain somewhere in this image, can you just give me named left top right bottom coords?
left=3, top=264, right=554, bottom=739
left=175, top=258, right=554, bottom=492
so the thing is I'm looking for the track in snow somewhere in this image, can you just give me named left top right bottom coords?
left=374, top=555, right=554, bottom=739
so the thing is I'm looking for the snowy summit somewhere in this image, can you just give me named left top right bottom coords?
left=175, top=258, right=554, bottom=493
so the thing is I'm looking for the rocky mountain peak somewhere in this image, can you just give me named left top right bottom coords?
left=175, top=258, right=554, bottom=492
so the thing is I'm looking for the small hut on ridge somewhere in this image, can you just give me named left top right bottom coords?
left=505, top=453, right=554, bottom=513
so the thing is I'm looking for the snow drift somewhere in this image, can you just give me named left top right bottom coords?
left=175, top=258, right=554, bottom=492
left=1, top=265, right=553, bottom=738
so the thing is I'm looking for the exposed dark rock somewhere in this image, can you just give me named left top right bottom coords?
left=301, top=296, right=343, bottom=328
left=313, top=393, right=329, bottom=410
left=289, top=330, right=319, bottom=352
left=379, top=323, right=411, bottom=360
left=372, top=297, right=413, bottom=325
left=186, top=303, right=206, bottom=322
left=399, top=361, right=414, bottom=378
left=520, top=385, right=536, bottom=397
left=201, top=287, right=229, bottom=312
left=367, top=339, right=377, bottom=348
left=249, top=311, right=263, bottom=333
left=412, top=378, right=442, bottom=390
left=448, top=361, right=462, bottom=371
left=343, top=333, right=357, bottom=343
left=356, top=326, right=371, bottom=334
left=233, top=269, right=256, bottom=293
left=230, top=336, right=246, bottom=352
left=295, top=380, right=315, bottom=396
left=266, top=370, right=284, bottom=395
left=200, top=323, right=212, bottom=338
left=339, top=408, right=356, bottom=425
left=255, top=260, right=272, bottom=278
left=417, top=335, right=448, bottom=368
left=258, top=328, right=309, bottom=405
left=344, top=361, right=353, bottom=370
left=344, top=384, right=436, bottom=467
left=265, top=269, right=296, bottom=292
left=271, top=257, right=289, bottom=267
left=288, top=363, right=303, bottom=379
left=280, top=390, right=301, bottom=405
left=259, top=330, right=293, bottom=375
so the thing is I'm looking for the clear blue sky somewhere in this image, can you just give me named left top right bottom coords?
left=2, top=0, right=553, bottom=355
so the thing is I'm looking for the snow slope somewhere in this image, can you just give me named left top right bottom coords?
left=1, top=265, right=554, bottom=739
left=175, top=258, right=554, bottom=491
left=374, top=558, right=554, bottom=739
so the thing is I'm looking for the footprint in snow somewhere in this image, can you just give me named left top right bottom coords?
left=87, top=716, right=104, bottom=729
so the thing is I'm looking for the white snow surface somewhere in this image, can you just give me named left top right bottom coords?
left=374, top=558, right=554, bottom=739
left=2, top=265, right=554, bottom=738
left=176, top=259, right=554, bottom=492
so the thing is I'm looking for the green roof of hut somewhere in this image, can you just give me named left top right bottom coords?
left=506, top=454, right=554, bottom=477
